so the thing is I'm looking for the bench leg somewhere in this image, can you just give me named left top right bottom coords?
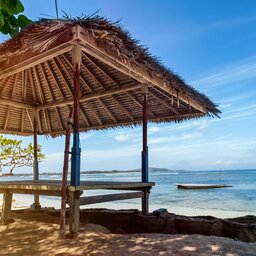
left=68, top=191, right=80, bottom=233
left=1, top=193, right=13, bottom=222
left=142, top=188, right=150, bottom=215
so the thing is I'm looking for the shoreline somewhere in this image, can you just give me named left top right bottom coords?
left=1, top=194, right=255, bottom=219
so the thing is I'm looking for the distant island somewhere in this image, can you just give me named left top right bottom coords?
left=0, top=168, right=183, bottom=177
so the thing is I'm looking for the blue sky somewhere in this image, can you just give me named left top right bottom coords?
left=1, top=0, right=256, bottom=172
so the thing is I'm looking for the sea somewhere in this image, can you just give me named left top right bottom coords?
left=1, top=169, right=255, bottom=219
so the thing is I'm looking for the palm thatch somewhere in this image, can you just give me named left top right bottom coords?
left=0, top=18, right=220, bottom=137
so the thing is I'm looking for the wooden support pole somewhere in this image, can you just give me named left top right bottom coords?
left=60, top=109, right=73, bottom=236
left=142, top=188, right=149, bottom=215
left=68, top=191, right=81, bottom=233
left=71, top=45, right=82, bottom=187
left=32, top=114, right=40, bottom=209
left=141, top=85, right=149, bottom=183
left=1, top=192, right=13, bottom=223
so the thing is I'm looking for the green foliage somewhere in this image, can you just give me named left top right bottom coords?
left=0, top=0, right=32, bottom=37
left=0, top=135, right=45, bottom=175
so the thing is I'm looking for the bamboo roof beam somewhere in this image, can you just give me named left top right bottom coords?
left=61, top=54, right=93, bottom=94
left=0, top=98, right=34, bottom=109
left=80, top=106, right=90, bottom=127
left=111, top=95, right=134, bottom=121
left=36, top=82, right=141, bottom=110
left=4, top=107, right=10, bottom=130
left=37, top=64, right=54, bottom=101
left=86, top=101, right=103, bottom=126
left=28, top=68, right=37, bottom=104
left=45, top=61, right=65, bottom=99
left=148, top=91, right=179, bottom=115
left=26, top=108, right=34, bottom=131
left=55, top=107, right=64, bottom=131
left=83, top=53, right=119, bottom=88
left=0, top=75, right=13, bottom=96
left=97, top=98, right=117, bottom=123
left=54, top=56, right=73, bottom=96
left=126, top=92, right=155, bottom=118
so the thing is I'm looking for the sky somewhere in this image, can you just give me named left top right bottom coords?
left=1, top=0, right=256, bottom=173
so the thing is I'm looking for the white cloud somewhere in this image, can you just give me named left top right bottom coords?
left=191, top=57, right=256, bottom=88
left=80, top=132, right=95, bottom=140
left=148, top=127, right=160, bottom=133
left=115, top=133, right=132, bottom=141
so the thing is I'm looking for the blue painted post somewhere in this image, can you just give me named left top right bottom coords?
left=141, top=87, right=149, bottom=182
left=70, top=46, right=81, bottom=186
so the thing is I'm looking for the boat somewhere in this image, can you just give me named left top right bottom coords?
left=176, top=184, right=233, bottom=189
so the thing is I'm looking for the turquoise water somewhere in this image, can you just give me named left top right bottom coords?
left=1, top=169, right=256, bottom=218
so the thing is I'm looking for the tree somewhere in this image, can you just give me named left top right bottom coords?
left=0, top=135, right=45, bottom=175
left=0, top=0, right=32, bottom=37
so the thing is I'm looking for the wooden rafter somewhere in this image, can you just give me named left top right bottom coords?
left=84, top=53, right=119, bottom=87
left=38, top=64, right=54, bottom=101
left=97, top=98, right=117, bottom=123
left=126, top=92, right=155, bottom=118
left=0, top=74, right=14, bottom=96
left=45, top=60, right=65, bottom=99
left=148, top=91, right=179, bottom=115
left=32, top=66, right=45, bottom=105
left=26, top=108, right=34, bottom=131
left=52, top=57, right=73, bottom=96
left=80, top=106, right=90, bottom=127
left=4, top=107, right=10, bottom=130
left=55, top=106, right=64, bottom=130
left=36, top=82, right=141, bottom=110
left=11, top=72, right=19, bottom=99
left=111, top=95, right=134, bottom=121
left=28, top=68, right=37, bottom=104
left=86, top=101, right=103, bottom=126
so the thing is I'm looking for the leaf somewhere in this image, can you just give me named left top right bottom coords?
left=17, top=14, right=31, bottom=29
left=0, top=12, right=5, bottom=28
left=3, top=0, right=24, bottom=15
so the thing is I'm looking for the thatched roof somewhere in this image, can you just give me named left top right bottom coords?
left=0, top=18, right=220, bottom=136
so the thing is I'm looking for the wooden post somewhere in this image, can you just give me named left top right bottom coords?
left=141, top=84, right=149, bottom=215
left=32, top=114, right=40, bottom=209
left=68, top=191, right=81, bottom=233
left=142, top=188, right=149, bottom=215
left=141, top=84, right=149, bottom=183
left=71, top=45, right=82, bottom=187
left=60, top=109, right=73, bottom=236
left=1, top=192, right=13, bottom=223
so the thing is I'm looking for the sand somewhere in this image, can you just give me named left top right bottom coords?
left=0, top=212, right=255, bottom=256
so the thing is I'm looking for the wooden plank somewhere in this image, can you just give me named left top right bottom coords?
left=1, top=193, right=13, bottom=222
left=111, top=95, right=134, bottom=121
left=142, top=188, right=149, bottom=215
left=97, top=98, right=117, bottom=123
left=177, top=184, right=233, bottom=189
left=80, top=192, right=143, bottom=205
left=0, top=188, right=62, bottom=196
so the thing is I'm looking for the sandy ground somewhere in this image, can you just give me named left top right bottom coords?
left=0, top=212, right=255, bottom=256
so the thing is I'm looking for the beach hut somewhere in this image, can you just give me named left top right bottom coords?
left=0, top=18, right=220, bottom=233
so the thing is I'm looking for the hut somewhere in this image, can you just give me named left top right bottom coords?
left=0, top=18, right=220, bottom=233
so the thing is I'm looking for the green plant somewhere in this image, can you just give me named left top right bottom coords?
left=0, top=0, right=32, bottom=37
left=0, top=135, right=45, bottom=175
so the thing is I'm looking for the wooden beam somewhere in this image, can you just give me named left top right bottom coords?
left=36, top=82, right=141, bottom=110
left=111, top=95, right=134, bottom=121
left=4, top=107, right=10, bottom=130
left=1, top=193, right=13, bottom=222
left=78, top=29, right=207, bottom=114
left=62, top=54, right=93, bottom=94
left=32, top=66, right=45, bottom=105
left=0, top=98, right=34, bottom=109
left=80, top=106, right=90, bottom=127
left=79, top=192, right=143, bottom=205
left=126, top=92, right=155, bottom=118
left=97, top=98, right=117, bottom=123
left=38, top=64, right=54, bottom=101
left=83, top=53, right=119, bottom=87
left=28, top=68, right=37, bottom=104
left=148, top=91, right=179, bottom=115
left=26, top=108, right=34, bottom=131
left=86, top=101, right=103, bottom=126
left=52, top=57, right=73, bottom=97
left=55, top=106, right=64, bottom=130
left=0, top=44, right=73, bottom=80
left=0, top=75, right=13, bottom=96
